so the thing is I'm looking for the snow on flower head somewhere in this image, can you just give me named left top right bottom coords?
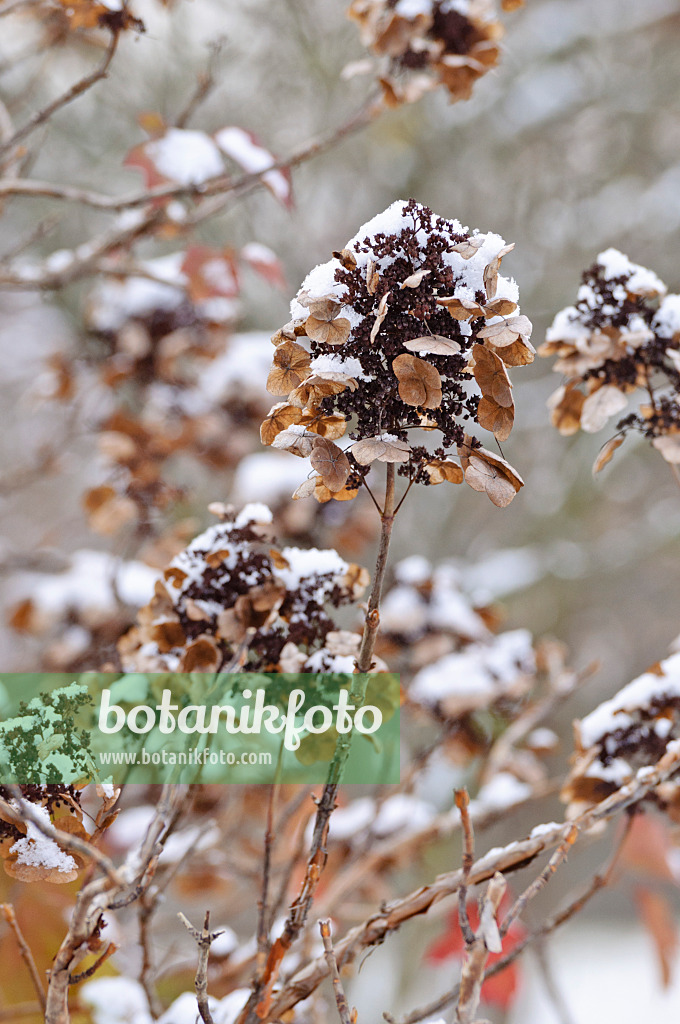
left=262, top=199, right=532, bottom=509
left=540, top=249, right=680, bottom=473
left=118, top=505, right=369, bottom=674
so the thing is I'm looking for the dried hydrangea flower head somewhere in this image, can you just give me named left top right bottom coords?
left=118, top=503, right=370, bottom=674
left=540, top=248, right=680, bottom=472
left=262, top=199, right=532, bottom=509
left=347, top=0, right=522, bottom=107
left=562, top=645, right=680, bottom=822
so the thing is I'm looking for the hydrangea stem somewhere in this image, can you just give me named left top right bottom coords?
left=356, top=461, right=396, bottom=674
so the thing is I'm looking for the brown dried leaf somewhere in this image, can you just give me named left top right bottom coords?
left=477, top=315, right=532, bottom=348
left=404, top=334, right=461, bottom=356
left=593, top=435, right=625, bottom=474
left=425, top=459, right=464, bottom=485
left=289, top=371, right=357, bottom=409
left=472, top=344, right=513, bottom=406
left=260, top=402, right=304, bottom=445
left=437, top=295, right=485, bottom=320
left=292, top=476, right=317, bottom=500
left=392, top=353, right=442, bottom=409
left=477, top=396, right=514, bottom=442
left=483, top=298, right=518, bottom=317
left=458, top=440, right=523, bottom=507
left=310, top=438, right=351, bottom=491
left=482, top=243, right=515, bottom=299
left=351, top=435, right=412, bottom=465
left=366, top=258, right=379, bottom=295
left=370, top=291, right=390, bottom=343
left=271, top=429, right=316, bottom=457
left=580, top=385, right=627, bottom=433
left=180, top=636, right=220, bottom=672
left=548, top=382, right=586, bottom=436
left=401, top=269, right=430, bottom=289
left=451, top=237, right=485, bottom=259
left=305, top=316, right=351, bottom=347
left=266, top=341, right=311, bottom=395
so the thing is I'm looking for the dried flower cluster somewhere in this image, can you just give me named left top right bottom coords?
left=563, top=644, right=680, bottom=821
left=348, top=0, right=522, bottom=107
left=540, top=248, right=680, bottom=472
left=119, top=503, right=370, bottom=674
left=262, top=199, right=533, bottom=508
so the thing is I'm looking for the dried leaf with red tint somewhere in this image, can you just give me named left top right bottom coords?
left=310, top=438, right=351, bottom=491
left=260, top=403, right=304, bottom=445
left=404, top=334, right=461, bottom=356
left=393, top=353, right=442, bottom=408
left=634, top=885, right=679, bottom=987
left=182, top=246, right=239, bottom=302
left=305, top=316, right=351, bottom=347
left=437, top=295, right=485, bottom=320
left=451, top=237, right=485, bottom=259
left=477, top=315, right=532, bottom=348
left=240, top=243, right=286, bottom=291
left=593, top=435, right=625, bottom=474
left=351, top=435, right=412, bottom=465
left=620, top=814, right=677, bottom=883
left=124, top=144, right=169, bottom=189
left=425, top=459, right=464, bottom=484
left=483, top=243, right=515, bottom=299
left=266, top=341, right=311, bottom=395
left=473, top=344, right=513, bottom=406
left=401, top=269, right=430, bottom=289
left=370, top=292, right=390, bottom=342
left=580, top=384, right=627, bottom=433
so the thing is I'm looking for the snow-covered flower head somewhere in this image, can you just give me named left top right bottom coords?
left=540, top=249, right=680, bottom=472
left=118, top=503, right=369, bottom=673
left=347, top=0, right=520, bottom=107
left=262, top=199, right=532, bottom=507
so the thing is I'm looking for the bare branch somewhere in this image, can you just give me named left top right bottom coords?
left=178, top=911, right=224, bottom=1024
left=319, top=920, right=354, bottom=1024
left=0, top=904, right=46, bottom=1009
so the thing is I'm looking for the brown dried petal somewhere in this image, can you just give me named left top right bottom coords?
left=260, top=402, right=304, bottom=445
left=292, top=476, right=317, bottom=500
left=425, top=459, right=464, bottom=485
left=547, top=382, right=586, bottom=436
left=483, top=243, right=515, bottom=299
left=298, top=291, right=342, bottom=320
left=437, top=295, right=485, bottom=320
left=180, top=636, right=220, bottom=672
left=301, top=411, right=347, bottom=440
left=489, top=336, right=536, bottom=366
left=370, top=291, right=390, bottom=343
left=289, top=372, right=356, bottom=408
left=351, top=436, right=412, bottom=465
left=477, top=315, right=532, bottom=348
left=392, top=353, right=442, bottom=409
left=483, top=298, right=518, bottom=317
left=401, top=269, right=430, bottom=289
left=593, top=436, right=625, bottom=474
left=472, top=344, right=513, bottom=407
left=451, top=237, right=485, bottom=259
left=458, top=440, right=523, bottom=508
left=271, top=429, right=316, bottom=457
left=305, top=316, right=351, bottom=347
left=652, top=435, right=680, bottom=464
left=366, top=258, right=379, bottom=295
left=310, top=438, right=351, bottom=491
left=314, top=478, right=358, bottom=503
left=266, top=341, right=311, bottom=395
left=580, top=385, right=627, bottom=433
left=404, top=334, right=461, bottom=356
left=477, top=397, right=514, bottom=442
left=333, top=248, right=358, bottom=271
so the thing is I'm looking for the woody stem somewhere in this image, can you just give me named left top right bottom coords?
left=356, top=462, right=396, bottom=674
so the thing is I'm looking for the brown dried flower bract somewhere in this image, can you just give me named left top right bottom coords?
left=260, top=199, right=530, bottom=506
left=541, top=248, right=680, bottom=473
left=347, top=0, right=519, bottom=107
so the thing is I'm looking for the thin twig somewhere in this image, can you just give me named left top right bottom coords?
left=179, top=911, right=224, bottom=1024
left=69, top=943, right=118, bottom=985
left=500, top=825, right=579, bottom=939
left=0, top=904, right=46, bottom=1009
left=0, top=31, right=120, bottom=163
left=455, top=790, right=476, bottom=946
left=319, top=920, right=354, bottom=1024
